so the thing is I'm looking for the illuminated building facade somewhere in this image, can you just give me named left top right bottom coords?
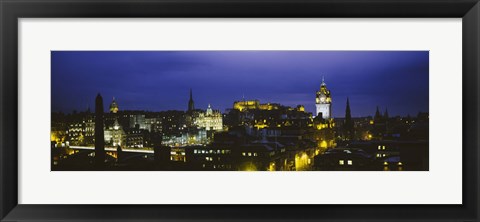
left=125, top=128, right=146, bottom=148
left=67, top=122, right=84, bottom=146
left=315, top=77, right=332, bottom=119
left=162, top=129, right=207, bottom=147
left=104, top=119, right=125, bottom=147
left=194, top=104, right=223, bottom=131
left=233, top=100, right=259, bottom=111
left=233, top=100, right=284, bottom=112
left=65, top=113, right=95, bottom=146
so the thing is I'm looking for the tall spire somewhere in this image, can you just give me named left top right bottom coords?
left=321, top=76, right=326, bottom=87
left=344, top=97, right=354, bottom=140
left=188, top=88, right=195, bottom=112
left=374, top=106, right=382, bottom=120
left=346, top=97, right=351, bottom=117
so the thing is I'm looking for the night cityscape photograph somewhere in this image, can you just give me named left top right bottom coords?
left=51, top=51, right=429, bottom=171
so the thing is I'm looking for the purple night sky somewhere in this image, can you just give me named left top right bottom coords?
left=51, top=51, right=429, bottom=117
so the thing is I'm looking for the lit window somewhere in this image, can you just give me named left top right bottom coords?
left=248, top=152, right=252, bottom=156
left=382, top=154, right=386, bottom=157
left=242, top=152, right=246, bottom=156
left=347, top=160, right=353, bottom=165
left=339, top=160, right=344, bottom=165
left=398, top=162, right=403, bottom=166
left=383, top=161, right=388, bottom=165
left=254, top=153, right=257, bottom=156
left=382, top=146, right=386, bottom=150
left=378, top=145, right=381, bottom=150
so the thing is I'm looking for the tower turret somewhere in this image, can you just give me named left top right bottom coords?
left=206, top=104, right=213, bottom=116
left=315, top=76, right=332, bottom=119
left=109, top=97, right=119, bottom=113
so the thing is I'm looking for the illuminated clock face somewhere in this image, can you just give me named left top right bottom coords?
left=320, top=97, right=326, bottom=102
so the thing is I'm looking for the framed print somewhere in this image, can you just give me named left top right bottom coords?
left=1, top=0, right=479, bottom=221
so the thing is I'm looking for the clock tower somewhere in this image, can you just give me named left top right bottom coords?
left=315, top=77, right=332, bottom=119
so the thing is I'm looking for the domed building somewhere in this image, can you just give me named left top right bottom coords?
left=109, top=97, right=119, bottom=113
left=195, top=104, right=223, bottom=131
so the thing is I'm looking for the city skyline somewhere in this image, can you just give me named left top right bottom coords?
left=52, top=51, right=429, bottom=117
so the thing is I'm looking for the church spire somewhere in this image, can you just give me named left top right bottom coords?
left=346, top=97, right=351, bottom=118
left=188, top=88, right=195, bottom=112
left=344, top=97, right=354, bottom=140
left=374, top=106, right=382, bottom=120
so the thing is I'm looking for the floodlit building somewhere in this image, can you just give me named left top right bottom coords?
left=233, top=100, right=284, bottom=112
left=104, top=119, right=125, bottom=147
left=195, top=104, right=223, bottom=131
left=125, top=128, right=147, bottom=148
left=315, top=77, right=332, bottom=119
left=233, top=100, right=260, bottom=111
left=67, top=122, right=84, bottom=146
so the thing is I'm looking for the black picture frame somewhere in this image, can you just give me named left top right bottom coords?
left=1, top=0, right=479, bottom=221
